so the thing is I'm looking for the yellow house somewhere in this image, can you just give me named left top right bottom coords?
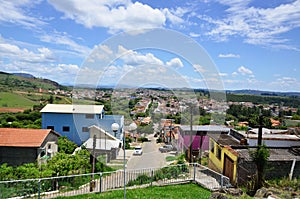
left=208, top=133, right=244, bottom=184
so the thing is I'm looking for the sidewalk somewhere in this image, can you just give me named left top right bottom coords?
left=116, top=148, right=133, bottom=161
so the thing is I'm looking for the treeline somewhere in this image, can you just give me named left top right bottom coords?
left=0, top=106, right=42, bottom=129
left=227, top=93, right=300, bottom=108
left=226, top=104, right=273, bottom=128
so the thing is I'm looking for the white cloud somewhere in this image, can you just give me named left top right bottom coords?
left=48, top=0, right=184, bottom=33
left=0, top=0, right=45, bottom=28
left=117, top=46, right=164, bottom=66
left=218, top=73, right=228, bottom=77
left=40, top=31, right=91, bottom=57
left=237, top=66, right=253, bottom=75
left=166, top=58, right=183, bottom=68
left=193, top=64, right=206, bottom=73
left=189, top=32, right=201, bottom=37
left=218, top=53, right=240, bottom=58
left=269, top=76, right=300, bottom=91
left=232, top=72, right=238, bottom=77
left=162, top=8, right=184, bottom=25
left=0, top=38, right=55, bottom=63
left=201, top=0, right=300, bottom=49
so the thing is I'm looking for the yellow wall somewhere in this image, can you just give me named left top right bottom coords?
left=208, top=138, right=238, bottom=183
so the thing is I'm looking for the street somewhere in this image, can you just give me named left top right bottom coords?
left=127, top=134, right=168, bottom=170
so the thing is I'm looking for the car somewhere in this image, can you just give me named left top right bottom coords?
left=133, top=146, right=143, bottom=155
left=159, top=145, right=173, bottom=153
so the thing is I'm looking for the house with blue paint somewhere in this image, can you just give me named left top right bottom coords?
left=41, top=104, right=124, bottom=145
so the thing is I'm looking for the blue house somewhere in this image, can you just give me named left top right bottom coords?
left=41, top=104, right=124, bottom=145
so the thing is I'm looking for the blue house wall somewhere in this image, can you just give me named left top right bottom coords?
left=42, top=113, right=124, bottom=145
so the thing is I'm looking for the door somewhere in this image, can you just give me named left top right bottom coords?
left=223, top=154, right=234, bottom=182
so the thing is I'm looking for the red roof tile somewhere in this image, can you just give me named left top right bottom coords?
left=0, top=128, right=53, bottom=147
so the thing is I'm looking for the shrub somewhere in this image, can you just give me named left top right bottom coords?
left=137, top=137, right=148, bottom=142
left=127, top=174, right=151, bottom=186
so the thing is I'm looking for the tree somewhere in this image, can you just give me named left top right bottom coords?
left=250, top=145, right=270, bottom=191
left=0, top=163, right=14, bottom=180
left=14, top=163, right=40, bottom=179
left=137, top=123, right=154, bottom=134
left=58, top=136, right=78, bottom=154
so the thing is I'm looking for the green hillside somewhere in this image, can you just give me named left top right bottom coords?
left=0, top=92, right=35, bottom=109
left=0, top=72, right=68, bottom=92
left=0, top=72, right=72, bottom=111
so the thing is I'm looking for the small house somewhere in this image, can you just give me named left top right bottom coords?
left=0, top=128, right=60, bottom=166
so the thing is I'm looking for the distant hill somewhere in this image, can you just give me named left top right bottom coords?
left=227, top=89, right=300, bottom=97
left=12, top=72, right=35, bottom=79
left=0, top=71, right=70, bottom=92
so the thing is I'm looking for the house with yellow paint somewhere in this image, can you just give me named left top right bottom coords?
left=208, top=130, right=246, bottom=183
left=208, top=129, right=300, bottom=185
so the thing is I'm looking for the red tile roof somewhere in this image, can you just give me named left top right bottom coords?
left=0, top=128, right=54, bottom=147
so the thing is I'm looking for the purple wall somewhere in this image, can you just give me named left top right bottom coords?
left=179, top=135, right=209, bottom=151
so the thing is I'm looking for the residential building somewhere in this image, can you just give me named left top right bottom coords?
left=82, top=125, right=122, bottom=163
left=41, top=104, right=124, bottom=145
left=0, top=128, right=60, bottom=166
left=177, top=125, right=230, bottom=162
left=208, top=128, right=300, bottom=184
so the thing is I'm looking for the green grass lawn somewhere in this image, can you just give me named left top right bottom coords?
left=0, top=92, right=36, bottom=108
left=54, top=183, right=211, bottom=199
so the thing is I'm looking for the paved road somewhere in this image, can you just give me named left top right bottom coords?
left=127, top=134, right=168, bottom=170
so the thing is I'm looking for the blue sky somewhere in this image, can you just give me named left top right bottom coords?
left=0, top=0, right=300, bottom=92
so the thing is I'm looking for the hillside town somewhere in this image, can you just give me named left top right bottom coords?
left=1, top=85, right=300, bottom=198
left=1, top=1, right=300, bottom=198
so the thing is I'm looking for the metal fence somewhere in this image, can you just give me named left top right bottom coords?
left=0, top=163, right=231, bottom=199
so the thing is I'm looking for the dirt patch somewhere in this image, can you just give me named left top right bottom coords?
left=0, top=107, right=26, bottom=113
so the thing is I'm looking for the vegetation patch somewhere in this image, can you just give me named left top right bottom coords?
left=0, top=92, right=36, bottom=109
left=54, top=183, right=211, bottom=199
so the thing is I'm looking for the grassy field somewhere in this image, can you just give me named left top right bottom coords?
left=0, top=92, right=36, bottom=109
left=55, top=183, right=211, bottom=199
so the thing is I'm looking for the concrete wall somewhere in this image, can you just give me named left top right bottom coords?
left=248, top=139, right=300, bottom=147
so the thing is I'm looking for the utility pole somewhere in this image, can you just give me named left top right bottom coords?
left=189, top=104, right=193, bottom=163
left=90, top=134, right=96, bottom=192
left=258, top=110, right=263, bottom=146
left=92, top=134, right=96, bottom=176
left=199, top=134, right=203, bottom=165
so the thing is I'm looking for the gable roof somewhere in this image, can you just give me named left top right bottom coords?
left=89, top=125, right=120, bottom=141
left=40, top=104, right=104, bottom=114
left=0, top=128, right=57, bottom=147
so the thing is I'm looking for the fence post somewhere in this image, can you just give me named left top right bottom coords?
left=99, top=173, right=102, bottom=193
left=193, top=163, right=196, bottom=182
left=38, top=179, right=41, bottom=199
left=151, top=170, right=154, bottom=187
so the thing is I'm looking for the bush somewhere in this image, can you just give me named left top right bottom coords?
left=127, top=174, right=151, bottom=186
left=137, top=137, right=148, bottom=142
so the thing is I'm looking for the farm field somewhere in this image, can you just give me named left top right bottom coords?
left=0, top=92, right=36, bottom=111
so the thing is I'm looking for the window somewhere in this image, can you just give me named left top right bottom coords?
left=82, top=127, right=89, bottom=132
left=47, top=126, right=54, bottom=130
left=85, top=114, right=94, bottom=119
left=210, top=141, right=215, bottom=153
left=216, top=147, right=222, bottom=160
left=62, top=126, right=70, bottom=132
